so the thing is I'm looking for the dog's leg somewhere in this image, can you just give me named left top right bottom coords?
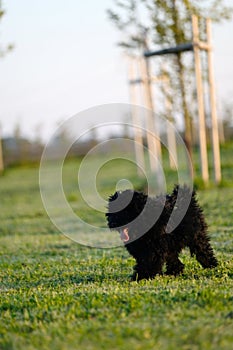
left=131, top=257, right=164, bottom=281
left=165, top=253, right=184, bottom=276
left=189, top=234, right=218, bottom=268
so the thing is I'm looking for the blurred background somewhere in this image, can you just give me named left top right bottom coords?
left=0, top=0, right=233, bottom=173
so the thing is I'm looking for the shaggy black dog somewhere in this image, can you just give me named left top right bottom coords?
left=106, top=185, right=218, bottom=281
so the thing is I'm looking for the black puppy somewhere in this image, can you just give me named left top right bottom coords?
left=106, top=185, right=218, bottom=281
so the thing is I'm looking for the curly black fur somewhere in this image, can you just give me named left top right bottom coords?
left=106, top=185, right=218, bottom=281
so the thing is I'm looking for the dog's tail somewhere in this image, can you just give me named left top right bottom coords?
left=169, top=185, right=218, bottom=268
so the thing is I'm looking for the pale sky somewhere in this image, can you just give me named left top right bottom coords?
left=0, top=0, right=233, bottom=141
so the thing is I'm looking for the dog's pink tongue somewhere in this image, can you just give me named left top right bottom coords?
left=120, top=228, right=129, bottom=242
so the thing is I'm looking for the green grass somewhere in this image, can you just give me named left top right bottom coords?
left=0, top=145, right=233, bottom=350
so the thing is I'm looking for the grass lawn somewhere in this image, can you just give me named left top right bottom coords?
left=0, top=145, right=233, bottom=350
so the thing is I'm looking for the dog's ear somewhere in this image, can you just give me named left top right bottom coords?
left=108, top=191, right=118, bottom=202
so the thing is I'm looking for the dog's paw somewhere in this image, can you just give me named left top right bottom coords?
left=130, top=272, right=138, bottom=282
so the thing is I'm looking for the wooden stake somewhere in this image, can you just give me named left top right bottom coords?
left=128, top=56, right=145, bottom=177
left=0, top=125, right=4, bottom=173
left=206, top=18, right=222, bottom=184
left=192, top=15, right=209, bottom=184
left=140, top=56, right=161, bottom=172
left=165, top=84, right=177, bottom=170
left=161, top=65, right=177, bottom=170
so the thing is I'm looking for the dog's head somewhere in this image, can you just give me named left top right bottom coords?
left=106, top=190, right=147, bottom=243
